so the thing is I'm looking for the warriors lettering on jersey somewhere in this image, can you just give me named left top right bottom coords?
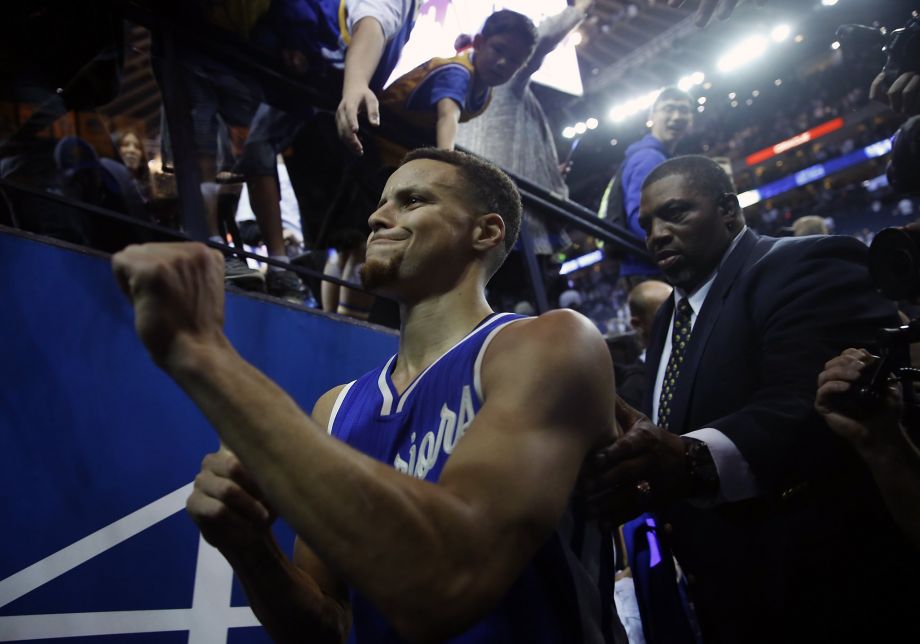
left=394, top=385, right=476, bottom=478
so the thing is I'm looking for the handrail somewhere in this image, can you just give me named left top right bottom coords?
left=0, top=179, right=368, bottom=294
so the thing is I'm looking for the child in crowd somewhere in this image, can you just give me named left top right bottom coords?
left=381, top=9, right=537, bottom=151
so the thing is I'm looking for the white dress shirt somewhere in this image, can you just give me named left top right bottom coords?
left=651, top=228, right=759, bottom=503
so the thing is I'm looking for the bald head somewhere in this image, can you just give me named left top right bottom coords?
left=627, top=280, right=673, bottom=349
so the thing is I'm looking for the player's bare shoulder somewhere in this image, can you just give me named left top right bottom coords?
left=311, top=384, right=351, bottom=431
left=479, top=310, right=615, bottom=443
left=485, top=309, right=610, bottom=369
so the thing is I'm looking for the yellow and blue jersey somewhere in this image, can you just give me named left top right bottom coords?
left=381, top=51, right=492, bottom=130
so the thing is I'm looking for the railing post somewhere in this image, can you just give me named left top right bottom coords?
left=518, top=221, right=550, bottom=314
left=157, top=31, right=208, bottom=241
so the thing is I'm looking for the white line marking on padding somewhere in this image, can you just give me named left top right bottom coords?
left=0, top=482, right=193, bottom=609
left=0, top=607, right=259, bottom=641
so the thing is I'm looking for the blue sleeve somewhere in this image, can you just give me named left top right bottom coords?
left=621, top=149, right=668, bottom=239
left=406, top=65, right=471, bottom=112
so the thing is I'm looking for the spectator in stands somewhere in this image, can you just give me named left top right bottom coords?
left=53, top=136, right=152, bottom=251
left=380, top=10, right=538, bottom=152
left=456, top=0, right=592, bottom=255
left=600, top=87, right=694, bottom=292
left=618, top=280, right=672, bottom=408
left=158, top=1, right=417, bottom=303
left=790, top=215, right=828, bottom=236
left=112, top=129, right=152, bottom=202
left=558, top=287, right=584, bottom=312
left=583, top=155, right=920, bottom=643
left=249, top=0, right=418, bottom=157
left=55, top=136, right=146, bottom=223
left=236, top=0, right=418, bottom=305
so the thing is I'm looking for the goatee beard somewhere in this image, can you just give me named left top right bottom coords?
left=360, top=255, right=401, bottom=291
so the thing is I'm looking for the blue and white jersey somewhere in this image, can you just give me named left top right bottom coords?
left=328, top=312, right=625, bottom=643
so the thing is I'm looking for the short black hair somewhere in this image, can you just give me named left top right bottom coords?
left=400, top=147, right=522, bottom=265
left=641, top=154, right=736, bottom=197
left=481, top=9, right=538, bottom=53
left=652, top=86, right=695, bottom=110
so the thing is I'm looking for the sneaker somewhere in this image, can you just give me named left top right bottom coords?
left=224, top=256, right=265, bottom=291
left=266, top=268, right=312, bottom=305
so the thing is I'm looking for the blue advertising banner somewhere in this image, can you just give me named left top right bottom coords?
left=0, top=230, right=398, bottom=642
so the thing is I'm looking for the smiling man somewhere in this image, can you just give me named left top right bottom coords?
left=585, top=154, right=920, bottom=643
left=112, top=148, right=625, bottom=643
left=602, top=86, right=695, bottom=291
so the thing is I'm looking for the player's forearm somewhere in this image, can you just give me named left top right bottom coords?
left=227, top=536, right=348, bottom=644
left=343, top=17, right=386, bottom=93
left=166, top=341, right=500, bottom=639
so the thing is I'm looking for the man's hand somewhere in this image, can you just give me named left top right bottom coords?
left=187, top=448, right=276, bottom=555
left=666, top=0, right=767, bottom=28
left=870, top=71, right=920, bottom=116
left=815, top=348, right=904, bottom=455
left=336, top=84, right=380, bottom=156
left=581, top=397, right=691, bottom=525
left=111, top=242, right=227, bottom=368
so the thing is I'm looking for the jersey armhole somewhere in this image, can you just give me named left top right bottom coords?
left=327, top=380, right=356, bottom=435
left=472, top=318, right=528, bottom=404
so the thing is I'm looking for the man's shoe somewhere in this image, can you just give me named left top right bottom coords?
left=266, top=268, right=312, bottom=305
left=225, top=256, right=265, bottom=291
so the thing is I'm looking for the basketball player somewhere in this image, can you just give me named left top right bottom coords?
left=112, top=148, right=624, bottom=642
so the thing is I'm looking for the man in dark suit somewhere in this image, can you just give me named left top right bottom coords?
left=584, top=155, right=920, bottom=643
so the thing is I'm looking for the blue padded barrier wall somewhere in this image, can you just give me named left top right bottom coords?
left=0, top=230, right=398, bottom=642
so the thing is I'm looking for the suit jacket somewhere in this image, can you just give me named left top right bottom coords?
left=642, top=230, right=920, bottom=644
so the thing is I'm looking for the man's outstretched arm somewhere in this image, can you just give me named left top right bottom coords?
left=336, top=17, right=388, bottom=156
left=113, top=242, right=615, bottom=642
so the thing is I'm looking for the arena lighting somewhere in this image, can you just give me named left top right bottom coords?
left=745, top=117, right=845, bottom=166
left=737, top=136, right=892, bottom=208
left=821, top=0, right=838, bottom=6
left=560, top=249, right=604, bottom=275
left=698, top=96, right=707, bottom=104
left=562, top=126, right=576, bottom=139
left=608, top=89, right=660, bottom=123
left=570, top=30, right=584, bottom=46
left=717, top=35, right=769, bottom=73
left=574, top=121, right=588, bottom=134
left=771, top=24, right=791, bottom=42
left=586, top=117, right=599, bottom=129
left=678, top=71, right=706, bottom=91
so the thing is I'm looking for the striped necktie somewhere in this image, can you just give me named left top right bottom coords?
left=657, top=298, right=693, bottom=430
